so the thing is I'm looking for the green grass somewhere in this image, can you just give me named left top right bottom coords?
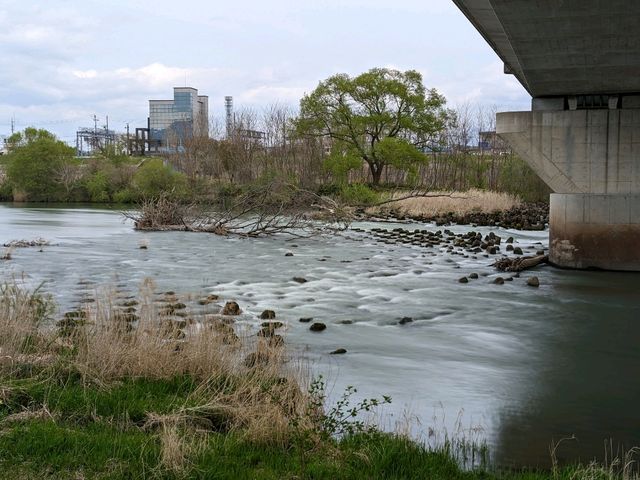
left=0, top=420, right=159, bottom=479
left=0, top=418, right=584, bottom=479
left=1, top=375, right=201, bottom=425
left=0, top=375, right=448, bottom=479
left=0, top=418, right=515, bottom=480
left=0, top=374, right=598, bottom=480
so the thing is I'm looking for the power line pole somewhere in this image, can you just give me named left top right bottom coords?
left=126, top=123, right=130, bottom=156
left=10, top=116, right=15, bottom=134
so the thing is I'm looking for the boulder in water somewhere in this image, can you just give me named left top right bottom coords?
left=259, top=309, right=276, bottom=320
left=527, top=276, right=540, bottom=287
left=221, top=301, right=241, bottom=316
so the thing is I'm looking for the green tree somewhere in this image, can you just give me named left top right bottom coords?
left=5, top=128, right=75, bottom=201
left=297, top=68, right=449, bottom=185
left=132, top=158, right=187, bottom=199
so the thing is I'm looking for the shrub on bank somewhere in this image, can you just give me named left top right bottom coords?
left=133, top=159, right=188, bottom=200
left=0, top=180, right=12, bottom=201
left=339, top=183, right=380, bottom=206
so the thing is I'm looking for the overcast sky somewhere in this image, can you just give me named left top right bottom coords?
left=0, top=0, right=530, bottom=143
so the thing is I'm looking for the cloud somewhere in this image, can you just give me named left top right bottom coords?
left=0, top=0, right=531, bottom=143
left=237, top=85, right=310, bottom=105
left=0, top=58, right=311, bottom=139
left=425, top=61, right=530, bottom=112
left=0, top=2, right=90, bottom=61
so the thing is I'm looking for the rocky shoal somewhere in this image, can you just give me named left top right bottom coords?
left=359, top=202, right=549, bottom=231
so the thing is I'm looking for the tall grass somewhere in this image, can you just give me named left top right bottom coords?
left=0, top=283, right=54, bottom=370
left=367, top=188, right=521, bottom=218
left=0, top=280, right=309, bottom=472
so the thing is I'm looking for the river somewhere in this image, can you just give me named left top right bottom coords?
left=1, top=203, right=639, bottom=469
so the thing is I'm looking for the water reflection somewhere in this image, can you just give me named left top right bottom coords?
left=494, top=270, right=640, bottom=468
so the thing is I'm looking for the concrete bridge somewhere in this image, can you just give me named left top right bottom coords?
left=453, top=0, right=640, bottom=271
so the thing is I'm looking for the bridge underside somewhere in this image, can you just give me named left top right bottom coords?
left=453, top=0, right=640, bottom=270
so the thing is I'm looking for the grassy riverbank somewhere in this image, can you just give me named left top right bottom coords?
left=0, top=283, right=634, bottom=479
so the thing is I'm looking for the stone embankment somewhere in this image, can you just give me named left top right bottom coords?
left=360, top=202, right=549, bottom=230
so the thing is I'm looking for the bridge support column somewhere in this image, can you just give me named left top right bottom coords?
left=497, top=106, right=640, bottom=271
left=550, top=193, right=640, bottom=270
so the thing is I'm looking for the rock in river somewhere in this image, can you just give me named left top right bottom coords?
left=259, top=309, right=276, bottom=320
left=309, top=322, right=327, bottom=332
left=221, top=301, right=241, bottom=316
left=527, top=276, right=540, bottom=287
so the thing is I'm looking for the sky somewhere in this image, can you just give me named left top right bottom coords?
left=0, top=0, right=531, bottom=144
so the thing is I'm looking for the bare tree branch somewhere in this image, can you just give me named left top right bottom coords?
left=123, top=179, right=351, bottom=238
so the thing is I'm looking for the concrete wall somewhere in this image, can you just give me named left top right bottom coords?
left=497, top=110, right=640, bottom=194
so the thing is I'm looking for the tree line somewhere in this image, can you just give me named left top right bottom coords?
left=0, top=68, right=549, bottom=204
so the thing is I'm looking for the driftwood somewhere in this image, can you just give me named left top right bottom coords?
left=493, top=255, right=549, bottom=272
left=123, top=179, right=352, bottom=238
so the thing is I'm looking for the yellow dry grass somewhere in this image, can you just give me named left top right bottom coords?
left=367, top=189, right=521, bottom=218
left=0, top=278, right=311, bottom=467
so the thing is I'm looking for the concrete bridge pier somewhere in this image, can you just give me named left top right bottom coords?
left=497, top=99, right=640, bottom=271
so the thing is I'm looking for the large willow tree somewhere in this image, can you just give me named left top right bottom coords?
left=297, top=68, right=449, bottom=185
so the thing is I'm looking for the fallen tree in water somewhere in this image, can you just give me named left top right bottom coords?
left=123, top=177, right=352, bottom=237
left=493, top=254, right=549, bottom=272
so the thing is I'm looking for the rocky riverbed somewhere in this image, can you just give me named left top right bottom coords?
left=359, top=202, right=549, bottom=231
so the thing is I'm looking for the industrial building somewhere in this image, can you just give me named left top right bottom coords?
left=149, top=87, right=209, bottom=150
left=224, top=95, right=266, bottom=144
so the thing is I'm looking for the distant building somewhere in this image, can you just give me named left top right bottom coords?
left=478, top=131, right=511, bottom=154
left=149, top=87, right=209, bottom=150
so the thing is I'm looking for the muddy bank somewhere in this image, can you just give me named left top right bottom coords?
left=358, top=202, right=549, bottom=231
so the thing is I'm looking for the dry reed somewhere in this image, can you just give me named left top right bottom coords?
left=367, top=189, right=521, bottom=218
left=550, top=437, right=640, bottom=480
left=0, top=278, right=311, bottom=467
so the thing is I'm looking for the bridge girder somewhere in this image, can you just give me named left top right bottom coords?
left=452, top=0, right=640, bottom=97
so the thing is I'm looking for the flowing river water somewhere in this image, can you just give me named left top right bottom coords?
left=1, top=204, right=639, bottom=469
